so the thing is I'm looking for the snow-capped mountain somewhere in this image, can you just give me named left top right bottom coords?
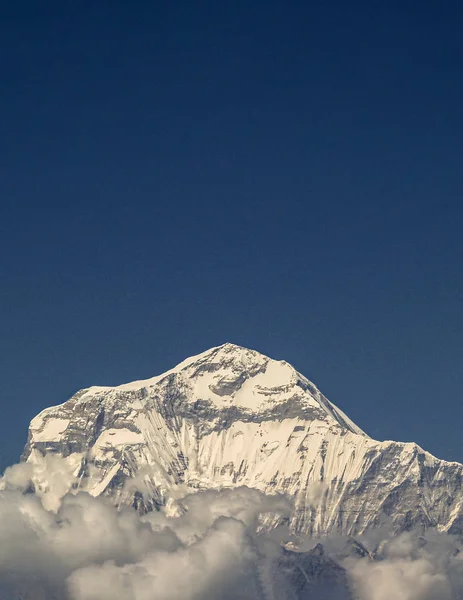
left=22, top=343, right=463, bottom=537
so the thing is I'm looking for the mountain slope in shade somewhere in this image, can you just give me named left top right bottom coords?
left=22, top=343, right=463, bottom=536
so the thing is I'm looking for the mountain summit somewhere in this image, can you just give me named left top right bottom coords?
left=22, top=344, right=463, bottom=536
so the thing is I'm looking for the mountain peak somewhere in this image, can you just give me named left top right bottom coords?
left=28, top=343, right=366, bottom=456
left=110, top=342, right=345, bottom=426
left=187, top=342, right=272, bottom=367
left=22, top=345, right=463, bottom=538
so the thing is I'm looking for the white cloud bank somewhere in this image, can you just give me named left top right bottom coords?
left=1, top=456, right=463, bottom=599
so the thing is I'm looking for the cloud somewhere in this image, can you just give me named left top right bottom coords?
left=2, top=456, right=463, bottom=599
left=346, top=531, right=461, bottom=600
left=305, top=480, right=328, bottom=508
left=349, top=554, right=452, bottom=600
left=2, top=453, right=76, bottom=511
left=69, top=517, right=260, bottom=600
left=0, top=457, right=291, bottom=599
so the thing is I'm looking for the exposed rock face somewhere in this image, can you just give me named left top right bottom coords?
left=22, top=343, right=463, bottom=536
left=271, top=545, right=354, bottom=600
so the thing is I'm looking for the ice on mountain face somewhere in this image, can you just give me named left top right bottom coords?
left=21, top=343, right=463, bottom=537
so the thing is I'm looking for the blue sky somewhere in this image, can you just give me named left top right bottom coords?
left=1, top=0, right=462, bottom=467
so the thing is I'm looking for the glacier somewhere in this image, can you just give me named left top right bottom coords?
left=22, top=343, right=463, bottom=537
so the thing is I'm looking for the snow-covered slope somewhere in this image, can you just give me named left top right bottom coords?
left=22, top=343, right=463, bottom=536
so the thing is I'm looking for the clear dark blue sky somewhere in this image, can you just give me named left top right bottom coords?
left=1, top=1, right=462, bottom=468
